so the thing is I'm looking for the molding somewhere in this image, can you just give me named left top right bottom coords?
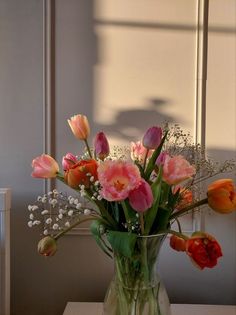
left=193, top=0, right=209, bottom=232
left=43, top=0, right=56, bottom=194
left=0, top=189, right=11, bottom=315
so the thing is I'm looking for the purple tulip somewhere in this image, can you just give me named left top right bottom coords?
left=142, top=126, right=162, bottom=150
left=128, top=179, right=153, bottom=212
left=94, top=132, right=110, bottom=160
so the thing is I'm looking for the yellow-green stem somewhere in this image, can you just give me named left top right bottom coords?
left=84, top=139, right=93, bottom=158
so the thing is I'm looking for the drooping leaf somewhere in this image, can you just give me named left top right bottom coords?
left=107, top=230, right=137, bottom=258
left=90, top=220, right=113, bottom=258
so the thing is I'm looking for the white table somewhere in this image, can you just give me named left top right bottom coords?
left=63, top=302, right=236, bottom=315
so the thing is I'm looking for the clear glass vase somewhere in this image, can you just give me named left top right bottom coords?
left=103, top=235, right=171, bottom=315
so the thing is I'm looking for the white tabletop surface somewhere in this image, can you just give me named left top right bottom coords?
left=63, top=302, right=236, bottom=315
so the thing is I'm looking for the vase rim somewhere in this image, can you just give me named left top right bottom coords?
left=138, top=232, right=167, bottom=239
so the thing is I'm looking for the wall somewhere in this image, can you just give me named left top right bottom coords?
left=0, top=0, right=235, bottom=314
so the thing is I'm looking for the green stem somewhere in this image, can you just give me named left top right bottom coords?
left=140, top=213, right=145, bottom=235
left=54, top=216, right=96, bottom=240
left=167, top=229, right=189, bottom=240
left=84, top=139, right=93, bottom=158
left=170, top=197, right=208, bottom=220
left=143, top=149, right=149, bottom=171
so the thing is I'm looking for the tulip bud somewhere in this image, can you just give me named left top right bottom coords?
left=62, top=153, right=77, bottom=171
left=128, top=179, right=153, bottom=212
left=31, top=154, right=59, bottom=178
left=169, top=235, right=186, bottom=252
left=142, top=126, right=162, bottom=150
left=38, top=236, right=57, bottom=257
left=94, top=132, right=110, bottom=160
left=67, top=114, right=90, bottom=140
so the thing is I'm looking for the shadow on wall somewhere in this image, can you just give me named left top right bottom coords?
left=95, top=98, right=177, bottom=142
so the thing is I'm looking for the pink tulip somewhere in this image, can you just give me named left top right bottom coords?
left=142, top=126, right=162, bottom=149
left=62, top=153, right=77, bottom=171
left=130, top=141, right=153, bottom=163
left=163, top=155, right=196, bottom=185
left=97, top=160, right=141, bottom=201
left=67, top=114, right=90, bottom=140
left=31, top=154, right=59, bottom=178
left=128, top=179, right=153, bottom=212
left=94, top=132, right=110, bottom=160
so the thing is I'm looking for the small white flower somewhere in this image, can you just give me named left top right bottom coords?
left=53, top=189, right=58, bottom=194
left=69, top=198, right=75, bottom=204
left=90, top=176, right=94, bottom=182
left=80, top=185, right=85, bottom=190
left=33, top=220, right=41, bottom=226
left=65, top=221, right=70, bottom=227
left=31, top=205, right=39, bottom=211
left=28, top=221, right=33, bottom=228
left=41, top=196, right=47, bottom=203
left=50, top=198, right=58, bottom=206
left=58, top=213, right=63, bottom=219
left=41, top=210, right=49, bottom=215
left=94, top=181, right=99, bottom=186
left=59, top=208, right=66, bottom=214
left=37, top=196, right=42, bottom=202
left=52, top=224, right=59, bottom=230
left=29, top=213, right=34, bottom=220
left=43, top=229, right=49, bottom=235
left=28, top=205, right=33, bottom=211
left=80, top=191, right=86, bottom=197
left=73, top=199, right=79, bottom=204
left=97, top=195, right=102, bottom=201
left=84, top=209, right=91, bottom=215
left=76, top=203, right=82, bottom=209
left=68, top=210, right=74, bottom=216
left=46, top=218, right=52, bottom=224
left=86, top=172, right=91, bottom=177
left=48, top=191, right=53, bottom=195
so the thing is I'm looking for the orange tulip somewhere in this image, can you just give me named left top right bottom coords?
left=68, top=114, right=90, bottom=140
left=169, top=235, right=186, bottom=252
left=207, top=179, right=236, bottom=213
left=65, top=159, right=98, bottom=189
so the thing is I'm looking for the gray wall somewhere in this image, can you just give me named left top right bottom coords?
left=0, top=1, right=235, bottom=315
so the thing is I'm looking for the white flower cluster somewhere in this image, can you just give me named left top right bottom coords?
left=27, top=189, right=95, bottom=236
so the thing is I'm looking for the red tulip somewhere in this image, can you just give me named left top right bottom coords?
left=186, top=232, right=223, bottom=269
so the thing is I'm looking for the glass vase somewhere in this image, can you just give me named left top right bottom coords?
left=103, top=234, right=171, bottom=315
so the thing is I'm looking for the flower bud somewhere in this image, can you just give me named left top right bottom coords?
left=38, top=236, right=57, bottom=257
left=67, top=114, right=90, bottom=140
left=142, top=126, right=162, bottom=150
left=31, top=154, right=59, bottom=178
left=169, top=235, right=186, bottom=252
left=207, top=179, right=236, bottom=213
left=62, top=153, right=77, bottom=171
left=94, top=132, right=110, bottom=160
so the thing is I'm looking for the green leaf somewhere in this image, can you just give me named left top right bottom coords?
left=144, top=168, right=163, bottom=234
left=90, top=220, right=113, bottom=258
left=152, top=206, right=171, bottom=234
left=107, top=230, right=137, bottom=258
left=144, top=131, right=168, bottom=180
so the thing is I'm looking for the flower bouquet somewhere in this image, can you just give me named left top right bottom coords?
left=29, top=114, right=236, bottom=315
